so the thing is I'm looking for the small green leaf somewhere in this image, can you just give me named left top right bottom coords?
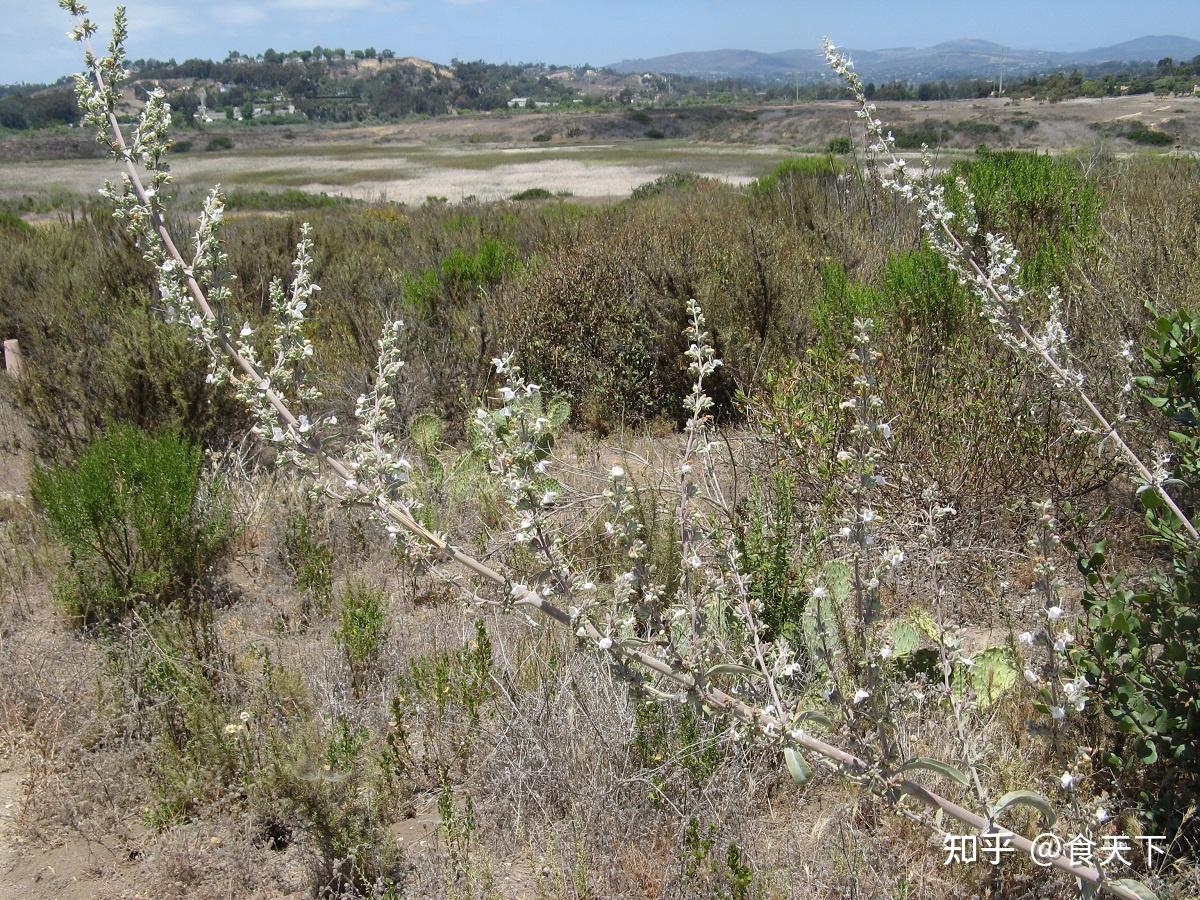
left=897, top=757, right=970, bottom=786
left=989, top=790, right=1057, bottom=828
left=784, top=747, right=813, bottom=787
left=705, top=663, right=764, bottom=680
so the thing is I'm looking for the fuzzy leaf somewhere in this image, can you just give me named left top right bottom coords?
left=784, top=747, right=813, bottom=787
left=897, top=756, right=970, bottom=786
left=989, top=790, right=1057, bottom=828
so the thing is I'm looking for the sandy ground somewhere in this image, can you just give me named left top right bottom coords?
left=0, top=143, right=775, bottom=206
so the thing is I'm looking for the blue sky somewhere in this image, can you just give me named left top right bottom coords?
left=5, top=0, right=1200, bottom=84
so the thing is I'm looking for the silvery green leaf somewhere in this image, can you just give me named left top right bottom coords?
left=897, top=757, right=970, bottom=786
left=989, top=790, right=1057, bottom=828
left=784, top=747, right=813, bottom=787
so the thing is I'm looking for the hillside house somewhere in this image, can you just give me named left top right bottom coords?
left=508, top=97, right=528, bottom=108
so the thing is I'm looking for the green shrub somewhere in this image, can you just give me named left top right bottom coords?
left=509, top=187, right=554, bottom=201
left=173, top=139, right=193, bottom=153
left=1074, top=307, right=1200, bottom=844
left=223, top=188, right=349, bottom=211
left=882, top=244, right=972, bottom=344
left=629, top=172, right=719, bottom=201
left=32, top=423, right=231, bottom=625
left=336, top=581, right=388, bottom=690
left=749, top=155, right=842, bottom=197
left=1125, top=121, right=1175, bottom=146
left=739, top=472, right=807, bottom=645
left=205, top=135, right=234, bottom=152
left=947, top=150, right=1100, bottom=291
left=531, top=131, right=551, bottom=142
left=645, top=128, right=666, bottom=140
left=282, top=506, right=335, bottom=622
left=0, top=209, right=30, bottom=232
left=810, top=260, right=884, bottom=353
left=827, top=136, right=852, bottom=154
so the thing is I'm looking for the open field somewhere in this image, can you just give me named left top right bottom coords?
left=2, top=93, right=1198, bottom=208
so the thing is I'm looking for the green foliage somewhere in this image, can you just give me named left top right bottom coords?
left=0, top=215, right=249, bottom=460
left=680, top=818, right=756, bottom=900
left=1125, top=121, right=1175, bottom=146
left=205, top=134, right=234, bottom=151
left=739, top=472, right=807, bottom=645
left=409, top=411, right=497, bottom=533
left=749, top=155, right=842, bottom=197
left=336, top=581, right=388, bottom=691
left=827, top=136, right=853, bottom=154
left=1075, top=307, right=1200, bottom=843
left=395, top=618, right=494, bottom=726
left=282, top=505, right=335, bottom=621
left=810, top=260, right=884, bottom=353
left=632, top=700, right=722, bottom=794
left=510, top=187, right=554, bottom=201
left=0, top=209, right=30, bottom=232
left=223, top=188, right=349, bottom=211
left=947, top=151, right=1101, bottom=290
left=882, top=244, right=972, bottom=344
left=1098, top=120, right=1177, bottom=146
left=629, top=172, right=719, bottom=201
left=32, top=424, right=231, bottom=626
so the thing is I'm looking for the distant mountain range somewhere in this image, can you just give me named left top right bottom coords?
left=610, top=36, right=1200, bottom=82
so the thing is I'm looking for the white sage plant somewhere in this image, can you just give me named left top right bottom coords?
left=823, top=38, right=1197, bottom=544
left=56, top=4, right=1159, bottom=897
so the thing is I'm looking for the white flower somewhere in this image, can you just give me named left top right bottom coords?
left=240, top=322, right=253, bottom=337
left=239, top=710, right=251, bottom=722
left=1095, top=807, right=1109, bottom=824
left=860, top=508, right=877, bottom=524
left=1050, top=706, right=1066, bottom=721
left=852, top=688, right=871, bottom=705
left=1023, top=667, right=1040, bottom=685
left=499, top=386, right=517, bottom=402
left=1060, top=771, right=1077, bottom=790
left=598, top=637, right=613, bottom=651
left=1045, top=606, right=1063, bottom=621
left=879, top=645, right=893, bottom=660
left=812, top=585, right=829, bottom=600
left=344, top=478, right=358, bottom=490
left=686, top=555, right=703, bottom=569
left=610, top=465, right=625, bottom=479
left=1018, top=631, right=1034, bottom=645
